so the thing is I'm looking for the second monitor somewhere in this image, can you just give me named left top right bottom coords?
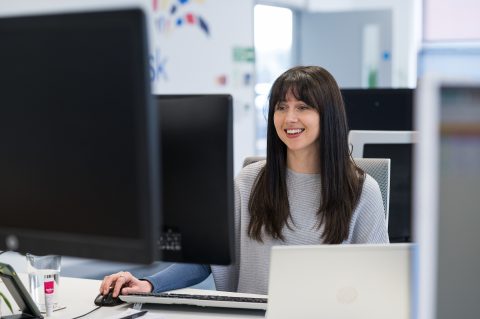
left=155, top=95, right=234, bottom=265
left=342, top=89, right=414, bottom=243
left=342, top=88, right=414, bottom=131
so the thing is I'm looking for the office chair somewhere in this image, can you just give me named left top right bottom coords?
left=348, top=130, right=417, bottom=158
left=353, top=157, right=391, bottom=225
left=348, top=130, right=417, bottom=242
left=242, top=156, right=391, bottom=225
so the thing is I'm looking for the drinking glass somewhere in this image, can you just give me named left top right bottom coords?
left=25, top=254, right=61, bottom=312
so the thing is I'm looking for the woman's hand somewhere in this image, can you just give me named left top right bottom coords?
left=99, top=271, right=153, bottom=297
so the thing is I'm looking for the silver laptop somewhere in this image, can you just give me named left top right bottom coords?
left=266, top=244, right=413, bottom=319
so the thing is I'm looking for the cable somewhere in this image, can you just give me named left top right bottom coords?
left=70, top=306, right=101, bottom=319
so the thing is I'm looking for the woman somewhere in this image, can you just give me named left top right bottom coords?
left=99, top=66, right=388, bottom=297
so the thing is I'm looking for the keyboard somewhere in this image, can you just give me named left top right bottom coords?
left=119, top=288, right=268, bottom=310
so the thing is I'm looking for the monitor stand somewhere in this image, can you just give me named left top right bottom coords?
left=0, top=262, right=43, bottom=319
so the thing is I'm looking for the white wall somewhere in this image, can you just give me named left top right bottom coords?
left=0, top=0, right=151, bottom=17
left=149, top=0, right=256, bottom=174
left=259, top=0, right=420, bottom=88
left=0, top=0, right=256, bottom=175
left=298, top=9, right=392, bottom=88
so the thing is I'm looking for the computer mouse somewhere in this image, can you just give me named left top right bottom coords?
left=94, top=290, right=125, bottom=307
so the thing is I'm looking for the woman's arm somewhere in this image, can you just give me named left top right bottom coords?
left=143, top=263, right=211, bottom=293
left=348, top=174, right=390, bottom=244
left=210, top=179, right=242, bottom=292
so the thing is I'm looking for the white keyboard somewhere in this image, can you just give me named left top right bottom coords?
left=119, top=288, right=268, bottom=310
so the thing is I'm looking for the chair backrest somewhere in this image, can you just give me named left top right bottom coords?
left=348, top=130, right=417, bottom=158
left=242, top=156, right=266, bottom=168
left=348, top=130, right=416, bottom=242
left=354, top=158, right=391, bottom=226
left=242, top=156, right=391, bottom=226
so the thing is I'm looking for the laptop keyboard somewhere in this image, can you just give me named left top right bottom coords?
left=129, top=292, right=268, bottom=304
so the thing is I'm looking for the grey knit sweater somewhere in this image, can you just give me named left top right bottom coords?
left=211, top=160, right=389, bottom=295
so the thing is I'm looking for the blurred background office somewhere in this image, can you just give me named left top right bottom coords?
left=2, top=0, right=478, bottom=173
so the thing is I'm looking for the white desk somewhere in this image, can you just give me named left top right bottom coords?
left=12, top=274, right=266, bottom=319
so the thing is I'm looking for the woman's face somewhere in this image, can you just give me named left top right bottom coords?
left=273, top=90, right=320, bottom=157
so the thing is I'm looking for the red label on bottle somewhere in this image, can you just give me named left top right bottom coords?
left=44, top=281, right=54, bottom=294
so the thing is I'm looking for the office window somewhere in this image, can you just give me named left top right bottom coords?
left=254, top=4, right=293, bottom=155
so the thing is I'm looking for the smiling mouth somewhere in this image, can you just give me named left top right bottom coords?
left=285, top=128, right=305, bottom=135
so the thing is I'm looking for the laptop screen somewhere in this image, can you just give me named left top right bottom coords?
left=266, top=244, right=412, bottom=319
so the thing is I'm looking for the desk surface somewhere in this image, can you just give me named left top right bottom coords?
left=13, top=274, right=265, bottom=319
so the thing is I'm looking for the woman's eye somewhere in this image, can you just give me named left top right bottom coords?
left=298, top=105, right=309, bottom=110
left=276, top=104, right=286, bottom=111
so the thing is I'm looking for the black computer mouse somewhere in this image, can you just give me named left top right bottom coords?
left=94, top=290, right=125, bottom=307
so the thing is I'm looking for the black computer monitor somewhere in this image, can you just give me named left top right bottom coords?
left=342, top=89, right=414, bottom=242
left=342, top=89, right=414, bottom=131
left=155, top=95, right=234, bottom=265
left=0, top=9, right=161, bottom=263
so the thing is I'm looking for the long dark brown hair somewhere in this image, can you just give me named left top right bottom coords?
left=248, top=66, right=365, bottom=244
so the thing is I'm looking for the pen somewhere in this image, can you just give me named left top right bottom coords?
left=118, top=310, right=148, bottom=319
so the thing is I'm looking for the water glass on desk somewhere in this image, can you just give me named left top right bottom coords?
left=26, top=254, right=61, bottom=313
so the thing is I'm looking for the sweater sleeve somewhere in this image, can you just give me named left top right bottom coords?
left=347, top=175, right=390, bottom=244
left=143, top=263, right=211, bottom=293
left=210, top=178, right=242, bottom=292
